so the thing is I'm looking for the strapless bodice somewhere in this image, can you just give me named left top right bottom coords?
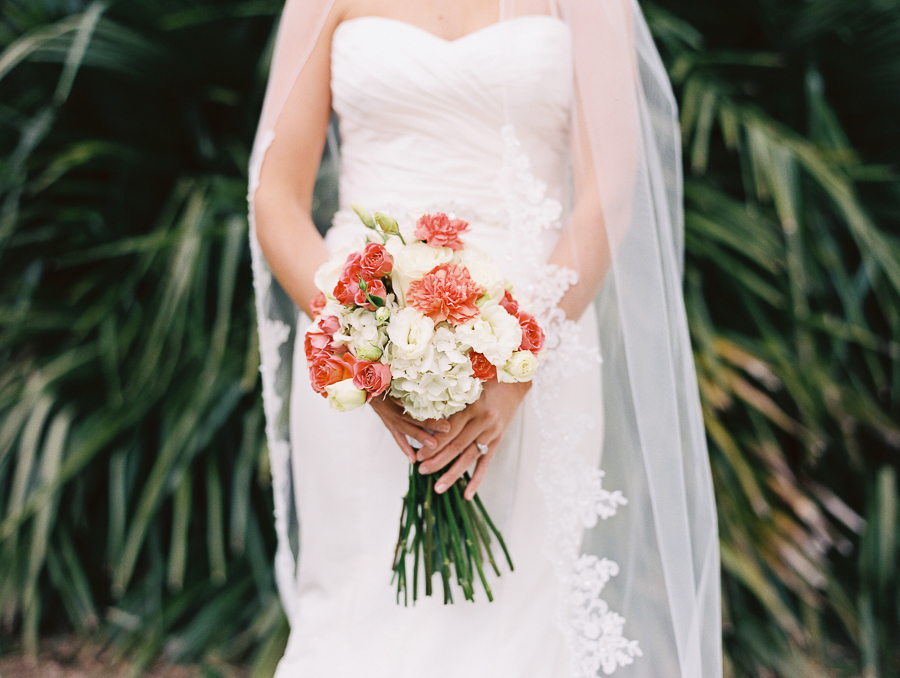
left=329, top=15, right=573, bottom=233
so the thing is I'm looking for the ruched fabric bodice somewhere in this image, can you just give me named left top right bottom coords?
left=330, top=15, right=573, bottom=227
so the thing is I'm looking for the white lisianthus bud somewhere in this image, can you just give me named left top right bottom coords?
left=475, top=293, right=492, bottom=308
left=497, top=350, right=540, bottom=383
left=374, top=211, right=400, bottom=235
left=355, top=344, right=384, bottom=361
left=352, top=202, right=376, bottom=229
left=375, top=306, right=391, bottom=324
left=325, top=379, right=367, bottom=412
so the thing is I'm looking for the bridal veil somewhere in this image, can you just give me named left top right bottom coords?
left=247, top=1, right=722, bottom=676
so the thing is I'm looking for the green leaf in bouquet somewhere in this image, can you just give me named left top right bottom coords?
left=357, top=275, right=386, bottom=308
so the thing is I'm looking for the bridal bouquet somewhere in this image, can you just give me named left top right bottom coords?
left=304, top=204, right=545, bottom=604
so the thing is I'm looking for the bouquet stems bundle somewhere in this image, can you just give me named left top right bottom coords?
left=392, top=463, right=513, bottom=605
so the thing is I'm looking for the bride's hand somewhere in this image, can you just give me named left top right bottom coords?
left=417, top=380, right=531, bottom=500
left=369, top=396, right=450, bottom=464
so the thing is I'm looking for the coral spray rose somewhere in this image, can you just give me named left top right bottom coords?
left=318, top=314, right=341, bottom=336
left=516, top=310, right=545, bottom=352
left=305, top=331, right=333, bottom=363
left=406, top=263, right=483, bottom=325
left=310, top=292, right=327, bottom=316
left=352, top=360, right=392, bottom=401
left=414, top=213, right=469, bottom=251
left=469, top=351, right=497, bottom=381
left=334, top=274, right=387, bottom=309
left=499, top=289, right=520, bottom=316
left=309, top=353, right=354, bottom=395
left=359, top=242, right=393, bottom=278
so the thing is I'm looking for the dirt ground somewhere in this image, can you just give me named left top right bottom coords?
left=0, top=637, right=249, bottom=678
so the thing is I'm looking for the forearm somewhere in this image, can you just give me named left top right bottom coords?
left=254, top=190, right=329, bottom=318
left=546, top=195, right=611, bottom=321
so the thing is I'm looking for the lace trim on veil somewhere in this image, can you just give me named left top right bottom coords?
left=249, top=130, right=302, bottom=624
left=499, top=124, right=642, bottom=676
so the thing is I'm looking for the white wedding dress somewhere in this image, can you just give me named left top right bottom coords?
left=273, top=14, right=631, bottom=678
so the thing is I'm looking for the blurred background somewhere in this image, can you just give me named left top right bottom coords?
left=0, top=0, right=898, bottom=676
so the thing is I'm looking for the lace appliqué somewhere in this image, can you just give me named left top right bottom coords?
left=497, top=124, right=562, bottom=268
left=570, top=556, right=643, bottom=675
left=495, top=126, right=640, bottom=675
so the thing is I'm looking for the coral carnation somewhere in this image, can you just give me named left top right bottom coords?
left=406, top=264, right=483, bottom=325
left=414, top=213, right=469, bottom=251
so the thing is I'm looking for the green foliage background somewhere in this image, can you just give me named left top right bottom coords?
left=1, top=1, right=898, bottom=676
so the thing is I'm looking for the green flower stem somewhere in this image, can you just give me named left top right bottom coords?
left=423, top=475, right=434, bottom=597
left=472, top=490, right=514, bottom=572
left=433, top=489, right=453, bottom=604
left=453, top=483, right=493, bottom=602
left=440, top=491, right=473, bottom=600
left=464, top=494, right=500, bottom=577
left=392, top=463, right=512, bottom=604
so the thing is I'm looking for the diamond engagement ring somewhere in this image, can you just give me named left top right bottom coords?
left=475, top=442, right=489, bottom=456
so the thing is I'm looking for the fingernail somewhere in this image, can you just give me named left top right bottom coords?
left=426, top=439, right=436, bottom=449
left=419, top=465, right=430, bottom=474
left=435, top=482, right=447, bottom=493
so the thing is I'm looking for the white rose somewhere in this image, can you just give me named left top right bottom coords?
left=325, top=379, right=367, bottom=412
left=456, top=305, right=522, bottom=366
left=453, top=246, right=507, bottom=300
left=385, top=239, right=453, bottom=305
left=387, top=307, right=435, bottom=360
left=497, top=350, right=540, bottom=383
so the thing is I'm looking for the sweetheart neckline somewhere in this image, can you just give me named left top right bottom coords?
left=333, top=14, right=569, bottom=46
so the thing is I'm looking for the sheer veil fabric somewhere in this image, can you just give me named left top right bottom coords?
left=247, top=0, right=722, bottom=676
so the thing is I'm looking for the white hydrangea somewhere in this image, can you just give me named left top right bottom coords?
left=333, top=307, right=387, bottom=360
left=388, top=326, right=482, bottom=420
left=456, top=305, right=522, bottom=366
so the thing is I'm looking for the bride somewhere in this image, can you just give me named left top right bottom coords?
left=249, top=0, right=722, bottom=676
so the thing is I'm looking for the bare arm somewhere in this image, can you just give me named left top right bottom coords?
left=253, top=3, right=445, bottom=452
left=547, top=102, right=611, bottom=321
left=252, top=9, right=338, bottom=317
